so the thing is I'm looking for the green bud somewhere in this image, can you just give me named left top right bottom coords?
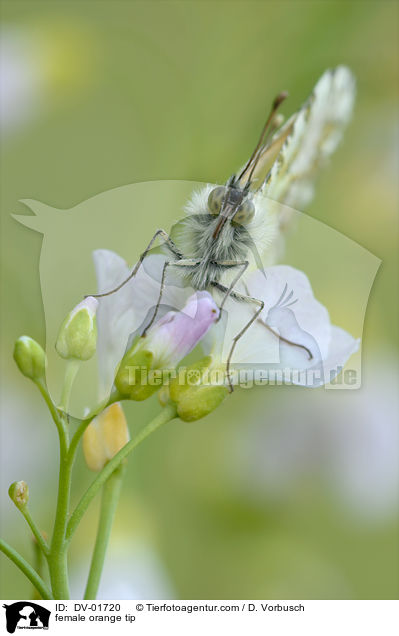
left=113, top=291, right=220, bottom=402
left=169, top=356, right=212, bottom=403
left=174, top=384, right=228, bottom=422
left=13, top=336, right=46, bottom=381
left=115, top=348, right=162, bottom=401
left=8, top=480, right=29, bottom=509
left=169, top=356, right=228, bottom=422
left=56, top=297, right=98, bottom=361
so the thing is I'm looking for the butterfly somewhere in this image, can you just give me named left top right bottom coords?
left=92, top=66, right=356, bottom=389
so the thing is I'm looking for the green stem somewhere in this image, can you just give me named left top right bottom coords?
left=84, top=463, right=126, bottom=600
left=36, top=381, right=68, bottom=454
left=66, top=403, right=177, bottom=543
left=48, top=440, right=72, bottom=599
left=46, top=360, right=82, bottom=598
left=19, top=507, right=49, bottom=556
left=59, top=360, right=80, bottom=412
left=0, top=538, right=52, bottom=600
left=32, top=537, right=46, bottom=600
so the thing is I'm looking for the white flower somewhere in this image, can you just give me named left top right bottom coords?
left=203, top=265, right=359, bottom=387
left=113, top=291, right=220, bottom=403
left=93, top=249, right=182, bottom=398
left=94, top=249, right=219, bottom=400
left=93, top=249, right=359, bottom=395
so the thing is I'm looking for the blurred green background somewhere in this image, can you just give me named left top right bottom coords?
left=1, top=0, right=398, bottom=599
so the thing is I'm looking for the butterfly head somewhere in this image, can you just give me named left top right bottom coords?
left=209, top=179, right=255, bottom=239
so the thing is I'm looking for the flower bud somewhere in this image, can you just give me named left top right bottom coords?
left=169, top=356, right=228, bottom=422
left=114, top=348, right=156, bottom=401
left=83, top=403, right=129, bottom=472
left=115, top=292, right=219, bottom=401
left=13, top=336, right=46, bottom=382
left=56, top=297, right=98, bottom=361
left=8, top=480, right=29, bottom=509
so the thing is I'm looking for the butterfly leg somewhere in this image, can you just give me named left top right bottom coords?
left=88, top=229, right=183, bottom=299
left=211, top=260, right=249, bottom=316
left=211, top=281, right=264, bottom=392
left=141, top=258, right=202, bottom=336
left=259, top=321, right=313, bottom=360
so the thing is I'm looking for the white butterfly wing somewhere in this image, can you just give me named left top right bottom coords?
left=264, top=66, right=356, bottom=211
left=183, top=68, right=356, bottom=272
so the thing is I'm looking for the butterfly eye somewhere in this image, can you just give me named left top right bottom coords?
left=208, top=186, right=226, bottom=215
left=233, top=199, right=255, bottom=225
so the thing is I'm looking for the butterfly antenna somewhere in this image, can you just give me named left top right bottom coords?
left=237, top=91, right=288, bottom=185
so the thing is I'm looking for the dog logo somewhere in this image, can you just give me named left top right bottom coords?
left=2, top=602, right=50, bottom=633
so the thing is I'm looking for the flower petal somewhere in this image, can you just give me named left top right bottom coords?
left=93, top=249, right=189, bottom=398
left=247, top=265, right=331, bottom=359
left=203, top=264, right=358, bottom=388
left=141, top=291, right=219, bottom=368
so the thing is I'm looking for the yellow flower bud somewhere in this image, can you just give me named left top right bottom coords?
left=13, top=337, right=46, bottom=382
left=83, top=403, right=129, bottom=472
left=8, top=480, right=29, bottom=509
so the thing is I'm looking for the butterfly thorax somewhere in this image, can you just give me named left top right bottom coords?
left=182, top=212, right=253, bottom=290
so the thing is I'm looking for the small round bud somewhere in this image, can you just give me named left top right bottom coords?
left=175, top=385, right=228, bottom=422
left=13, top=336, right=46, bottom=381
left=114, top=348, right=158, bottom=401
left=169, top=357, right=228, bottom=422
left=56, top=297, right=98, bottom=361
left=8, top=480, right=29, bottom=509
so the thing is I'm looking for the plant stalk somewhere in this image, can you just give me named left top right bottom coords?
left=84, top=463, right=126, bottom=599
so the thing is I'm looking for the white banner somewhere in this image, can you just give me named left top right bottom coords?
left=1, top=599, right=398, bottom=635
